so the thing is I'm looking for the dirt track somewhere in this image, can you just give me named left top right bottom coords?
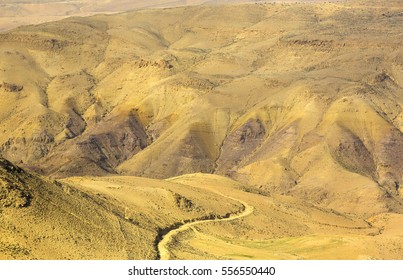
left=157, top=191, right=254, bottom=260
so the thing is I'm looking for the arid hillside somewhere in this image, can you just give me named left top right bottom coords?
left=1, top=1, right=401, bottom=218
left=0, top=0, right=199, bottom=31
left=2, top=158, right=403, bottom=259
left=0, top=0, right=277, bottom=32
left=0, top=157, right=246, bottom=259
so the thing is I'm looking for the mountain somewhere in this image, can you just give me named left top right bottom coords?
left=0, top=0, right=402, bottom=259
left=1, top=1, right=401, bottom=216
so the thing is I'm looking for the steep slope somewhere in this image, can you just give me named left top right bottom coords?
left=0, top=158, right=244, bottom=259
left=2, top=158, right=402, bottom=260
left=0, top=1, right=402, bottom=217
left=0, top=157, right=155, bottom=259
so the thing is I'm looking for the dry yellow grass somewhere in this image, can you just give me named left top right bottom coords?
left=1, top=159, right=402, bottom=259
left=165, top=174, right=403, bottom=260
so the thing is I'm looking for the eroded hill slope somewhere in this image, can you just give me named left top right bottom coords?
left=4, top=159, right=401, bottom=260
left=0, top=1, right=402, bottom=217
left=0, top=157, right=245, bottom=259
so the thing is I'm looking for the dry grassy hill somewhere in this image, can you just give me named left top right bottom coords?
left=0, top=157, right=156, bottom=259
left=1, top=0, right=401, bottom=216
left=0, top=0, right=402, bottom=259
left=3, top=158, right=402, bottom=259
left=0, top=157, right=244, bottom=259
left=166, top=173, right=403, bottom=259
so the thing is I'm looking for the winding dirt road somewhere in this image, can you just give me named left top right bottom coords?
left=157, top=191, right=254, bottom=260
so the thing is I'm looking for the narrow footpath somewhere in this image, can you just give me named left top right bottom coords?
left=157, top=191, right=254, bottom=260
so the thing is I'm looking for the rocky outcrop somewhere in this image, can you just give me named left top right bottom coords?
left=0, top=82, right=23, bottom=92
left=134, top=59, right=173, bottom=70
left=216, top=119, right=266, bottom=175
left=0, top=158, right=31, bottom=208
